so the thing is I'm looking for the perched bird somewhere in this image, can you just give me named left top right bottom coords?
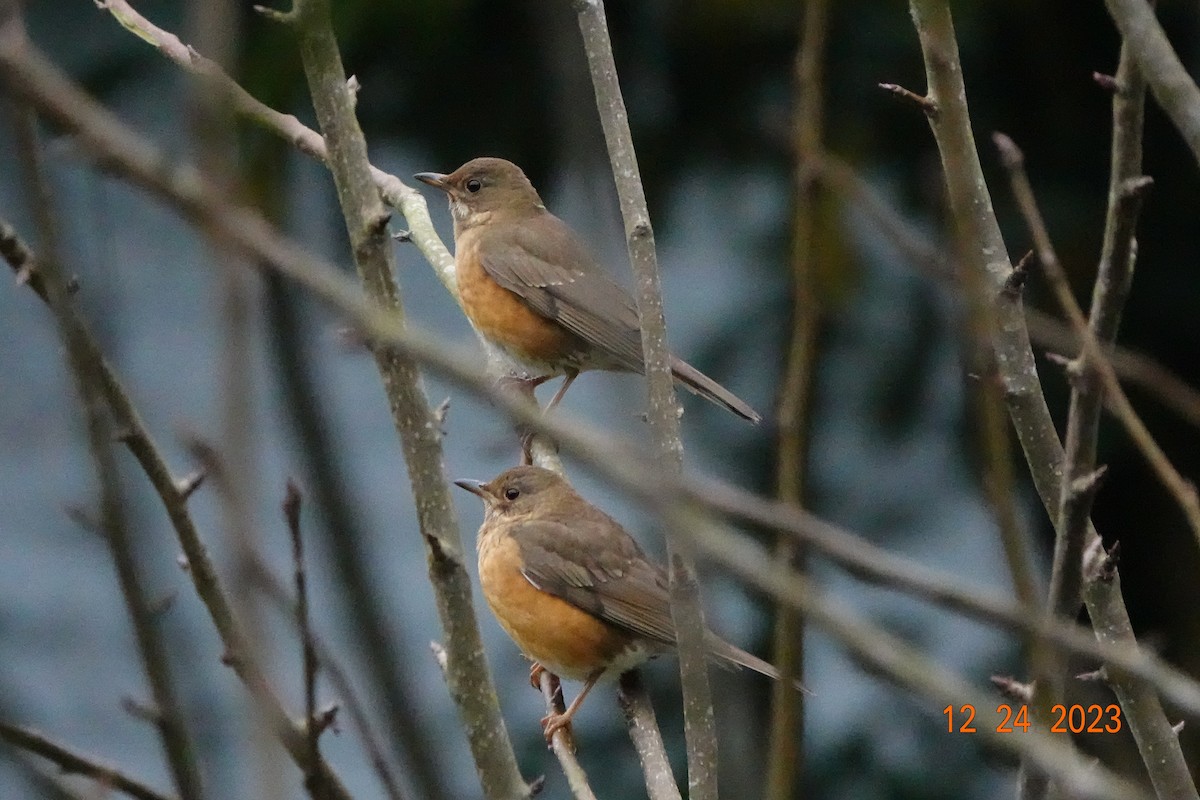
left=415, top=157, right=761, bottom=422
left=455, top=465, right=800, bottom=741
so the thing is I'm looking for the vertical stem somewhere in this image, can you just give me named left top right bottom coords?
left=1048, top=38, right=1146, bottom=627
left=572, top=3, right=717, bottom=797
left=766, top=1, right=827, bottom=797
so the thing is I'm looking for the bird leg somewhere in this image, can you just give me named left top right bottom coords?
left=543, top=369, right=579, bottom=415
left=499, top=374, right=553, bottom=464
left=541, top=668, right=603, bottom=744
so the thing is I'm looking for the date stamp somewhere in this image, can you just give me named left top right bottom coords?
left=944, top=704, right=1123, bottom=734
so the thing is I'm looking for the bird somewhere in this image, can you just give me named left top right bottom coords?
left=454, top=465, right=802, bottom=742
left=414, top=157, right=761, bottom=423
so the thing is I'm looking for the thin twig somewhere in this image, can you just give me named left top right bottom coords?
left=0, top=211, right=357, bottom=800
left=993, top=134, right=1199, bottom=551
left=0, top=722, right=176, bottom=800
left=284, top=482, right=327, bottom=800
left=283, top=1, right=528, bottom=795
left=572, top=5, right=715, bottom=798
left=617, top=672, right=682, bottom=800
left=814, top=155, right=1200, bottom=431
left=254, top=560, right=409, bottom=800
left=95, top=0, right=455, bottom=290
left=766, top=1, right=827, bottom=796
left=8, top=52, right=204, bottom=800
left=265, top=276, right=441, bottom=800
left=1046, top=33, right=1147, bottom=693
left=537, top=671, right=597, bottom=800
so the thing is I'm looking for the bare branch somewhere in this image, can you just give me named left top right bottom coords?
left=572, top=5, right=714, bottom=797
left=0, top=721, right=175, bottom=800
left=767, top=1, right=827, bottom=794
left=536, top=671, right=597, bottom=800
left=992, top=133, right=1199, bottom=549
left=1103, top=0, right=1200, bottom=168
left=8, top=55, right=204, bottom=800
left=618, top=672, right=682, bottom=800
left=283, top=481, right=327, bottom=799
left=285, top=1, right=528, bottom=795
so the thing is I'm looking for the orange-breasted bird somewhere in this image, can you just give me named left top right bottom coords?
left=455, top=465, right=800, bottom=741
left=415, top=157, right=761, bottom=422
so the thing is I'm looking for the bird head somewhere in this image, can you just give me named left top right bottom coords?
left=414, top=157, right=545, bottom=228
left=454, top=465, right=570, bottom=521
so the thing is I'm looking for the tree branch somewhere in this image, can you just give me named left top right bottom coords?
left=993, top=134, right=1198, bottom=549
left=766, top=1, right=827, bottom=795
left=536, top=671, right=597, bottom=800
left=572, top=4, right=716, bottom=797
left=617, top=672, right=681, bottom=800
left=279, top=1, right=528, bottom=796
left=0, top=722, right=175, bottom=800
left=1103, top=0, right=1200, bottom=169
left=8, top=53, right=204, bottom=800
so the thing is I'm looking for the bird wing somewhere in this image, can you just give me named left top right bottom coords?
left=478, top=215, right=647, bottom=372
left=511, top=518, right=678, bottom=648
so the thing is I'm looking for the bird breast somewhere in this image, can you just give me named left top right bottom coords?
left=454, top=232, right=582, bottom=373
left=477, top=528, right=646, bottom=682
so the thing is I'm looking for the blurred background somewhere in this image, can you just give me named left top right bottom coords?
left=1, top=0, right=1199, bottom=798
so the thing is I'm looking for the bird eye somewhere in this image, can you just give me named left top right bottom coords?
left=504, top=487, right=520, bottom=501
left=466, top=178, right=482, bottom=193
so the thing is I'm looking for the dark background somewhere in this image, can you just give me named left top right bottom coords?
left=1, top=1, right=1198, bottom=798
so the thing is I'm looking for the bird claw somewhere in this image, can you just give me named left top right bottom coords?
left=529, top=662, right=559, bottom=693
left=529, top=662, right=544, bottom=690
left=541, top=711, right=576, bottom=751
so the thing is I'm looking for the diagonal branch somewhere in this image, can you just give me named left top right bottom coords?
left=277, top=1, right=529, bottom=797
left=97, top=0, right=455, bottom=292
left=9, top=65, right=204, bottom=800
left=905, top=4, right=1198, bottom=799
left=0, top=721, right=176, bottom=800
left=993, top=135, right=1199, bottom=550
left=617, top=672, right=681, bottom=800
left=1103, top=0, right=1200, bottom=169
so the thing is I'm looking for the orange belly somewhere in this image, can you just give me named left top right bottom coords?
left=456, top=239, right=580, bottom=371
left=478, top=530, right=635, bottom=681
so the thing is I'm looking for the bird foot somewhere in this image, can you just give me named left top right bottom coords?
left=541, top=711, right=576, bottom=750
left=529, top=662, right=560, bottom=693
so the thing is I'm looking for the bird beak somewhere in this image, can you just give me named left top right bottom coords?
left=413, top=171, right=449, bottom=191
left=453, top=479, right=488, bottom=499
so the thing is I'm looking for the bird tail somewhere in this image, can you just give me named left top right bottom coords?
left=705, top=634, right=811, bottom=694
left=670, top=357, right=762, bottom=423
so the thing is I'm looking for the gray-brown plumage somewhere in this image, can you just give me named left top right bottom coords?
left=415, top=157, right=761, bottom=422
left=456, top=465, right=802, bottom=740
